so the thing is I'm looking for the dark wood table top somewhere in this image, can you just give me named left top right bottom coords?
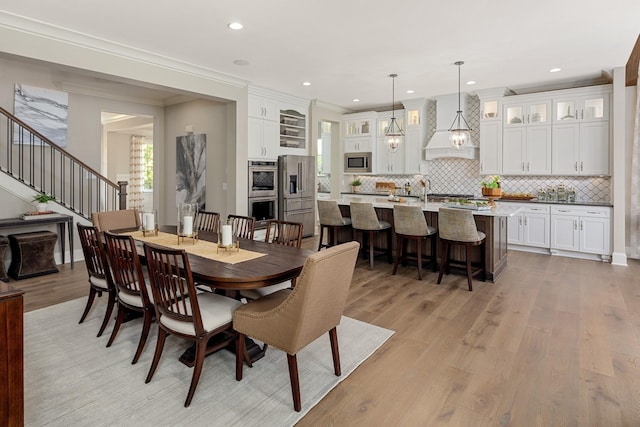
left=151, top=227, right=314, bottom=290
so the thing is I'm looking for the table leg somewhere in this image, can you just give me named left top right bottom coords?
left=68, top=218, right=74, bottom=268
left=58, top=222, right=66, bottom=264
left=178, top=335, right=266, bottom=367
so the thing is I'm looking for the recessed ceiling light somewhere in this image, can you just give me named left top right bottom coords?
left=406, top=90, right=415, bottom=94
left=302, top=81, right=311, bottom=86
left=466, top=80, right=476, bottom=85
left=549, top=67, right=561, bottom=73
left=228, top=22, right=243, bottom=30
left=353, top=99, right=360, bottom=102
left=233, top=59, right=250, bottom=66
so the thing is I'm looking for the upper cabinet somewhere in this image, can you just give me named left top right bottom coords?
left=402, top=99, right=428, bottom=174
left=343, top=112, right=377, bottom=154
left=476, top=88, right=511, bottom=175
left=248, top=94, right=279, bottom=121
left=504, top=99, right=551, bottom=127
left=553, top=92, right=609, bottom=124
left=279, top=108, right=307, bottom=155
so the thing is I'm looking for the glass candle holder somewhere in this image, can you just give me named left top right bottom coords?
left=141, top=208, right=158, bottom=236
left=177, top=203, right=198, bottom=243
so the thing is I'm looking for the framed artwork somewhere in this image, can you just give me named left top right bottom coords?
left=14, top=83, right=69, bottom=147
left=176, top=133, right=206, bottom=210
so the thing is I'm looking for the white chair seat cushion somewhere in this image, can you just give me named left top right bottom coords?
left=117, top=281, right=155, bottom=307
left=160, top=293, right=242, bottom=336
left=239, top=280, right=292, bottom=300
left=89, top=275, right=108, bottom=290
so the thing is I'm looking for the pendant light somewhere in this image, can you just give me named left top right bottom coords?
left=385, top=73, right=404, bottom=152
left=449, top=61, right=471, bottom=149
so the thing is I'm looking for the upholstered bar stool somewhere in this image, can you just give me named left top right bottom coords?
left=436, top=207, right=486, bottom=291
left=350, top=202, right=392, bottom=270
left=317, top=200, right=352, bottom=251
left=392, top=205, right=438, bottom=280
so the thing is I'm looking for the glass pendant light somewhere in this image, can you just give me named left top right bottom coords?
left=385, top=73, right=404, bottom=152
left=449, top=61, right=471, bottom=149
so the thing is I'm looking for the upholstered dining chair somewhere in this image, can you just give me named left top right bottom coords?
left=233, top=241, right=360, bottom=412
left=92, top=209, right=141, bottom=232
left=195, top=211, right=220, bottom=234
left=239, top=219, right=304, bottom=301
left=227, top=214, right=256, bottom=240
left=77, top=223, right=117, bottom=337
left=436, top=207, right=486, bottom=291
left=392, top=204, right=438, bottom=280
left=102, top=231, right=154, bottom=364
left=317, top=200, right=352, bottom=251
left=143, top=243, right=242, bottom=407
left=349, top=202, right=392, bottom=270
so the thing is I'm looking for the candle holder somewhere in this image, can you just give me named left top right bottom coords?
left=141, top=209, right=158, bottom=237
left=217, top=219, right=240, bottom=252
left=177, top=203, right=199, bottom=245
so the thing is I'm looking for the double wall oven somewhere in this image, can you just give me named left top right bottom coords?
left=248, top=161, right=278, bottom=229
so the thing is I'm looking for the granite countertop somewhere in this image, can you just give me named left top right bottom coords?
left=335, top=199, right=520, bottom=217
left=497, top=199, right=613, bottom=208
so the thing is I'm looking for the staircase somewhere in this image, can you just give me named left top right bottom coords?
left=0, top=106, right=127, bottom=220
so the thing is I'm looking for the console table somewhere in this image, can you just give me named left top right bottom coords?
left=0, top=214, right=74, bottom=268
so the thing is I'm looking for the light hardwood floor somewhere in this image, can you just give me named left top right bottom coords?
left=16, top=239, right=640, bottom=426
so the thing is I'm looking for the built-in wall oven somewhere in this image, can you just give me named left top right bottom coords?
left=248, top=160, right=278, bottom=229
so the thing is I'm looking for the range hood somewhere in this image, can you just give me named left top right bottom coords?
left=425, top=94, right=478, bottom=160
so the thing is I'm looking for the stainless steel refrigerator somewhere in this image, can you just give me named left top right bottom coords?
left=278, top=155, right=315, bottom=237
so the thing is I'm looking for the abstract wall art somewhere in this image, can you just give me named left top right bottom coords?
left=14, top=83, right=69, bottom=147
left=176, top=133, right=206, bottom=210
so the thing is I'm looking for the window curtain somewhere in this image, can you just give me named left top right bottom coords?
left=129, top=135, right=145, bottom=211
left=630, top=67, right=640, bottom=258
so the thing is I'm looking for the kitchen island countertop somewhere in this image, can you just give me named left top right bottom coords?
left=334, top=199, right=521, bottom=217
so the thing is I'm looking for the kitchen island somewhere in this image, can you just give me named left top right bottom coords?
left=334, top=199, right=520, bottom=282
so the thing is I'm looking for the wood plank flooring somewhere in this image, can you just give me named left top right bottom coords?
left=14, top=239, right=640, bottom=426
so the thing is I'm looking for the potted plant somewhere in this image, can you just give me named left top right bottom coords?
left=480, top=175, right=501, bottom=197
left=32, top=193, right=56, bottom=212
left=350, top=179, right=362, bottom=193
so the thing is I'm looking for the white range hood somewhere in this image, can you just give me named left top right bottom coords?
left=425, top=94, right=478, bottom=160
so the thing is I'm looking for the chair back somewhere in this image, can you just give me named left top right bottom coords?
left=92, top=209, right=141, bottom=232
left=227, top=214, right=256, bottom=240
left=143, top=243, right=205, bottom=336
left=438, top=207, right=482, bottom=242
left=317, top=200, right=348, bottom=226
left=350, top=202, right=381, bottom=230
left=393, top=205, right=430, bottom=236
left=265, top=219, right=303, bottom=248
left=103, top=231, right=152, bottom=307
left=195, top=211, right=220, bottom=233
left=263, top=241, right=359, bottom=354
left=77, top=223, right=113, bottom=288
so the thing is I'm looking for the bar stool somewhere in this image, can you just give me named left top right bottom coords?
left=317, top=200, right=352, bottom=251
left=436, top=207, right=486, bottom=291
left=350, top=202, right=392, bottom=270
left=392, top=205, right=438, bottom=280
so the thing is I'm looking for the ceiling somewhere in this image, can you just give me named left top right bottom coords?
left=1, top=1, right=638, bottom=111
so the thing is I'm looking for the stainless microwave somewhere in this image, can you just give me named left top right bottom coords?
left=344, top=152, right=372, bottom=173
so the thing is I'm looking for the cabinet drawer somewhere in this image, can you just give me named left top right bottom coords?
left=520, top=204, right=550, bottom=214
left=550, top=206, right=609, bottom=217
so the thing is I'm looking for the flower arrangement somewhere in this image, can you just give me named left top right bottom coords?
left=480, top=175, right=501, bottom=189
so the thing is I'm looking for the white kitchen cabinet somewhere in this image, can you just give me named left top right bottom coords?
left=345, top=137, right=373, bottom=153
left=507, top=203, right=550, bottom=249
left=248, top=118, right=279, bottom=160
left=550, top=205, right=611, bottom=260
left=504, top=99, right=551, bottom=127
left=403, top=126, right=422, bottom=174
left=248, top=94, right=278, bottom=121
left=553, top=91, right=609, bottom=124
left=375, top=137, right=405, bottom=174
left=343, top=112, right=377, bottom=156
left=480, top=121, right=502, bottom=175
left=279, top=108, right=308, bottom=155
left=502, top=125, right=551, bottom=175
left=552, top=121, right=609, bottom=175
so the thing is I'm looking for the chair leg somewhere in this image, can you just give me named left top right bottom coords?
left=145, top=328, right=167, bottom=384
left=106, top=304, right=125, bottom=347
left=387, top=229, right=393, bottom=264
left=465, top=243, right=473, bottom=292
left=184, top=340, right=207, bottom=407
left=392, top=235, right=402, bottom=275
left=132, top=309, right=153, bottom=364
left=332, top=226, right=339, bottom=248
left=97, top=290, right=116, bottom=338
left=79, top=285, right=97, bottom=324
left=416, top=237, right=423, bottom=281
left=317, top=226, right=325, bottom=251
left=481, top=241, right=487, bottom=281
left=437, top=240, right=449, bottom=284
left=287, top=353, right=302, bottom=412
left=368, top=231, right=375, bottom=270
left=329, top=327, right=341, bottom=376
left=236, top=332, right=246, bottom=381
left=430, top=235, right=438, bottom=272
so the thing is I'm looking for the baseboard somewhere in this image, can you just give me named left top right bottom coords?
left=611, top=252, right=628, bottom=266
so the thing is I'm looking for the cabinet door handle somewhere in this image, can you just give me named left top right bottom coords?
left=574, top=220, right=578, bottom=230
left=580, top=221, right=583, bottom=231
left=587, top=211, right=601, bottom=215
left=581, top=109, right=584, bottom=120
left=575, top=161, right=578, bottom=171
left=580, top=161, right=583, bottom=171
left=524, top=217, right=528, bottom=226
left=519, top=217, right=522, bottom=225
left=522, top=162, right=525, bottom=171
left=527, top=162, right=530, bottom=171
left=558, top=209, right=571, bottom=212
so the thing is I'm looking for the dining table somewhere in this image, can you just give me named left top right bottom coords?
left=126, top=226, right=315, bottom=365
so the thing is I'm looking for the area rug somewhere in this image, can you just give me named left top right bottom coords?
left=23, top=298, right=394, bottom=426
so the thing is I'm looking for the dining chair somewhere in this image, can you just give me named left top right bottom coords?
left=392, top=204, right=438, bottom=280
left=233, top=241, right=360, bottom=412
left=436, top=207, right=486, bottom=291
left=143, top=242, right=242, bottom=407
left=77, top=223, right=117, bottom=337
left=317, top=200, right=352, bottom=251
left=195, top=211, right=220, bottom=234
left=239, top=219, right=303, bottom=301
left=102, top=231, right=154, bottom=364
left=92, top=209, right=141, bottom=232
left=227, top=214, right=256, bottom=240
left=349, top=202, right=392, bottom=270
